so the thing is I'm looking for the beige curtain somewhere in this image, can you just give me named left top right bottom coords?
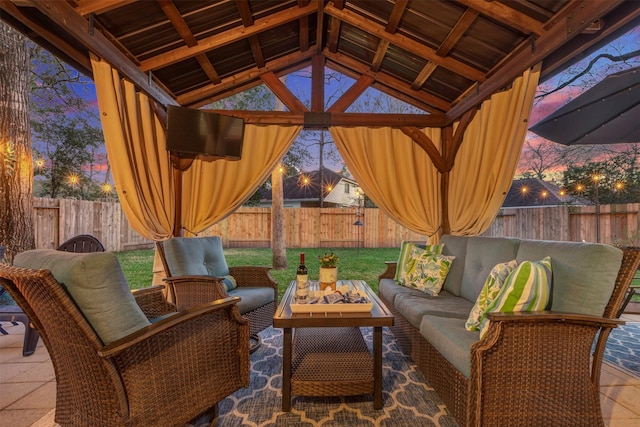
left=182, top=125, right=301, bottom=234
left=91, top=56, right=174, bottom=241
left=448, top=65, right=540, bottom=235
left=329, top=126, right=442, bottom=237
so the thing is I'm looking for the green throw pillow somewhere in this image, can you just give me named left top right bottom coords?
left=479, top=256, right=552, bottom=339
left=465, top=259, right=518, bottom=331
left=394, top=241, right=444, bottom=283
left=399, top=248, right=455, bottom=296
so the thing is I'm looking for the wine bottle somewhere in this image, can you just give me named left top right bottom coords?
left=296, top=253, right=308, bottom=300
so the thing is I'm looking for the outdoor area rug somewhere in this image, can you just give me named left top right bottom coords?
left=602, top=322, right=640, bottom=378
left=211, top=326, right=459, bottom=427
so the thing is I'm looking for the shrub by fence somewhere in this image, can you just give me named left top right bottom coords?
left=32, top=198, right=639, bottom=251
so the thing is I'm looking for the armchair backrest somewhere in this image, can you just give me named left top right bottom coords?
left=158, top=236, right=230, bottom=278
left=57, top=234, right=105, bottom=253
left=0, top=264, right=127, bottom=419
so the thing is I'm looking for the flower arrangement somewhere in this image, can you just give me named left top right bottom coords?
left=318, top=252, right=339, bottom=268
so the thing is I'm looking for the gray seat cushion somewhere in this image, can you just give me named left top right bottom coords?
left=419, top=315, right=479, bottom=378
left=378, top=278, right=429, bottom=305
left=394, top=291, right=474, bottom=328
left=14, top=249, right=150, bottom=345
left=229, top=287, right=274, bottom=315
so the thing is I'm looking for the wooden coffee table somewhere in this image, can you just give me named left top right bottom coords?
left=273, top=280, right=394, bottom=411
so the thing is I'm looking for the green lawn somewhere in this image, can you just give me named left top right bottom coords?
left=115, top=247, right=401, bottom=299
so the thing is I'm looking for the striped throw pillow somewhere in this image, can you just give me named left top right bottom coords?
left=465, top=259, right=518, bottom=331
left=479, top=256, right=552, bottom=339
left=221, top=275, right=237, bottom=291
left=394, top=241, right=444, bottom=283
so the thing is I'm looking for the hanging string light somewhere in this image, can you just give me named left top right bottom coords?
left=68, top=174, right=80, bottom=186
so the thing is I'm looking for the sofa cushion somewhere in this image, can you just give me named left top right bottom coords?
left=394, top=241, right=443, bottom=283
left=516, top=240, right=623, bottom=317
left=162, top=236, right=237, bottom=290
left=14, top=249, right=150, bottom=345
left=228, top=287, right=274, bottom=315
left=394, top=291, right=474, bottom=328
left=480, top=257, right=552, bottom=338
left=459, top=236, right=521, bottom=303
left=379, top=278, right=425, bottom=306
left=440, top=235, right=469, bottom=296
left=465, top=259, right=518, bottom=331
left=419, top=315, right=479, bottom=378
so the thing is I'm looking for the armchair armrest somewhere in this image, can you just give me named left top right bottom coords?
left=162, top=275, right=228, bottom=310
left=229, top=266, right=277, bottom=291
left=132, top=285, right=175, bottom=318
left=98, top=297, right=250, bottom=420
left=378, top=261, right=397, bottom=281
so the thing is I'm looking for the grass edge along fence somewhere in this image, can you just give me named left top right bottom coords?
left=33, top=198, right=639, bottom=252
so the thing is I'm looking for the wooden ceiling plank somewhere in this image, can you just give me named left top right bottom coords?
left=328, top=75, right=374, bottom=113
left=436, top=9, right=479, bottom=57
left=324, top=3, right=486, bottom=83
left=324, top=50, right=451, bottom=112
left=178, top=49, right=315, bottom=106
left=371, top=40, right=390, bottom=72
left=446, top=0, right=626, bottom=123
left=261, top=71, right=309, bottom=112
left=386, top=0, right=408, bottom=33
left=457, top=0, right=544, bottom=36
left=400, top=127, right=447, bottom=172
left=140, top=1, right=317, bottom=71
left=411, top=62, right=438, bottom=91
left=1, top=0, right=92, bottom=73
left=73, top=0, right=134, bottom=16
left=311, top=54, right=325, bottom=112
left=158, top=0, right=197, bottom=46
left=28, top=0, right=176, bottom=106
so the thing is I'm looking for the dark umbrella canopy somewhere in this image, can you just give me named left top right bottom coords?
left=529, top=66, right=640, bottom=145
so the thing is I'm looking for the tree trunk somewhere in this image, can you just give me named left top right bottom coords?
left=0, top=22, right=35, bottom=262
left=271, top=78, right=287, bottom=269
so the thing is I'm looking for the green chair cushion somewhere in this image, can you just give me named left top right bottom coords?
left=14, top=249, right=150, bottom=345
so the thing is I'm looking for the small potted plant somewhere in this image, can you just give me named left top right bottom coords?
left=318, top=252, right=339, bottom=291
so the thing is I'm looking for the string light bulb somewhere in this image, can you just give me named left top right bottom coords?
left=35, top=157, right=45, bottom=169
left=540, top=190, right=548, bottom=198
left=101, top=183, right=113, bottom=194
left=68, top=174, right=79, bottom=186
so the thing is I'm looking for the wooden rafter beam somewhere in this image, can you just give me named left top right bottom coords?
left=315, top=0, right=324, bottom=54
left=140, top=1, right=317, bottom=71
left=299, top=15, right=309, bottom=52
left=328, top=75, right=374, bottom=113
left=28, top=0, right=176, bottom=106
left=204, top=110, right=446, bottom=128
left=446, top=0, right=626, bottom=123
left=327, top=15, right=341, bottom=52
left=236, top=0, right=265, bottom=68
left=400, top=127, right=447, bottom=173
left=158, top=0, right=221, bottom=84
left=371, top=40, right=390, bottom=72
left=457, top=0, right=544, bottom=36
left=72, top=0, right=134, bottom=16
left=436, top=9, right=479, bottom=57
left=324, top=50, right=451, bottom=113
left=261, top=72, right=309, bottom=112
left=324, top=3, right=486, bottom=83
left=446, top=109, right=476, bottom=170
left=411, top=63, right=437, bottom=91
left=311, top=54, right=324, bottom=111
left=386, top=0, right=408, bottom=33
left=177, top=49, right=315, bottom=106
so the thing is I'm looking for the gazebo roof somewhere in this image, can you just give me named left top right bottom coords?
left=3, top=1, right=638, bottom=126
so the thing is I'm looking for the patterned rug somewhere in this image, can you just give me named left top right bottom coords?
left=602, top=322, right=640, bottom=378
left=215, top=327, right=459, bottom=427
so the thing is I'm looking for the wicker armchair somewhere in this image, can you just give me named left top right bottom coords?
left=0, top=263, right=250, bottom=427
left=157, top=237, right=277, bottom=338
left=379, top=246, right=640, bottom=427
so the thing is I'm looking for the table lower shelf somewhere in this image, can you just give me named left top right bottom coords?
left=291, top=327, right=374, bottom=397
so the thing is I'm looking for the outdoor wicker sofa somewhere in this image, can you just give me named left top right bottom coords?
left=379, top=235, right=640, bottom=427
left=0, top=249, right=250, bottom=427
left=157, top=236, right=277, bottom=338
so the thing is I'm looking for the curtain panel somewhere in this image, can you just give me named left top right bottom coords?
left=91, top=56, right=174, bottom=241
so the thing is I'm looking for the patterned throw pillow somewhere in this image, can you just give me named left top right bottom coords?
left=394, top=241, right=444, bottom=283
left=479, top=256, right=552, bottom=338
left=221, top=275, right=237, bottom=292
left=399, top=248, right=455, bottom=296
left=465, top=260, right=518, bottom=331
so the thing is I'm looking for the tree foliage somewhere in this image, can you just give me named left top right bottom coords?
left=30, top=46, right=105, bottom=199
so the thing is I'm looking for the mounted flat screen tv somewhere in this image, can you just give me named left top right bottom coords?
left=166, top=105, right=245, bottom=160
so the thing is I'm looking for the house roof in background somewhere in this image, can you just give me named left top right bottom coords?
left=262, top=167, right=355, bottom=201
left=2, top=1, right=638, bottom=125
left=503, top=178, right=589, bottom=207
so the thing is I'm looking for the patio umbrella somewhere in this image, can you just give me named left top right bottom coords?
left=529, top=66, right=640, bottom=145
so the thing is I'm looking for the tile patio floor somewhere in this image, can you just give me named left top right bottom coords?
left=1, top=315, right=640, bottom=427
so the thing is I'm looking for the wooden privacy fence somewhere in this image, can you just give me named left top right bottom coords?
left=33, top=198, right=639, bottom=251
